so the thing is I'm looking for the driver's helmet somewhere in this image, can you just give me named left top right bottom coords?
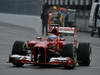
left=48, top=34, right=57, bottom=41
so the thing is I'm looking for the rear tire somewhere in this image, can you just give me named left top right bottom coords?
left=11, top=41, right=27, bottom=67
left=77, top=43, right=91, bottom=66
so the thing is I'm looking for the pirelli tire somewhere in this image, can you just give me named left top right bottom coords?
left=62, top=44, right=75, bottom=69
left=11, top=41, right=27, bottom=67
left=12, top=41, right=27, bottom=55
left=77, top=43, right=91, bottom=66
left=62, top=44, right=74, bottom=57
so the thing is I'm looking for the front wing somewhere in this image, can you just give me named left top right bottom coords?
left=9, top=55, right=75, bottom=67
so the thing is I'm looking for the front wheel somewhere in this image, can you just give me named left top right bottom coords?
left=77, top=43, right=91, bottom=66
left=11, top=41, right=27, bottom=67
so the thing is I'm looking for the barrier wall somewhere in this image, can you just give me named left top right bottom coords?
left=0, top=0, right=41, bottom=15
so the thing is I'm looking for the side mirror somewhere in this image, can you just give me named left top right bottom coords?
left=36, top=37, right=42, bottom=41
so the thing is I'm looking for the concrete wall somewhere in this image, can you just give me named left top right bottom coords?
left=0, top=0, right=41, bottom=15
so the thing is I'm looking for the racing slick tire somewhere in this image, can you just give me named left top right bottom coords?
left=11, top=41, right=27, bottom=67
left=12, top=41, right=27, bottom=55
left=62, top=44, right=74, bottom=57
left=62, top=44, right=75, bottom=69
left=77, top=43, right=91, bottom=66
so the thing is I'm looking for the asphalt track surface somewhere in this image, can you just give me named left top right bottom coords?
left=0, top=19, right=100, bottom=75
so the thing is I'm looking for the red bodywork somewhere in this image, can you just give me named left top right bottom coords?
left=8, top=25, right=78, bottom=70
left=27, top=36, right=66, bottom=62
left=9, top=26, right=77, bottom=67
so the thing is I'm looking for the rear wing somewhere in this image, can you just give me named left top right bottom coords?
left=49, top=26, right=77, bottom=35
left=58, top=27, right=76, bottom=34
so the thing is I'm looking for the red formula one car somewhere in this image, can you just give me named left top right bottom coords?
left=9, top=24, right=91, bottom=69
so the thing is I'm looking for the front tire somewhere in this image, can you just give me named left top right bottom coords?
left=12, top=41, right=27, bottom=55
left=77, top=43, right=91, bottom=66
left=11, top=41, right=27, bottom=67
